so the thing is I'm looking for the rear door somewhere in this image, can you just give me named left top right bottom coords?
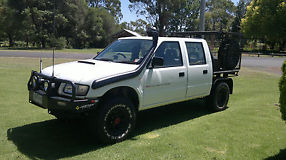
left=142, top=41, right=188, bottom=107
left=185, top=41, right=212, bottom=98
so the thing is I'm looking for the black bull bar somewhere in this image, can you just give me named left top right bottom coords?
left=27, top=71, right=97, bottom=114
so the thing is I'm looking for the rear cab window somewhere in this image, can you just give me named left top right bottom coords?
left=185, top=42, right=206, bottom=65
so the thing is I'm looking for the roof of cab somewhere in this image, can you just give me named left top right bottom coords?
left=118, top=36, right=206, bottom=43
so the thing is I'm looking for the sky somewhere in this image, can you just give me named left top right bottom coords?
left=120, top=0, right=240, bottom=23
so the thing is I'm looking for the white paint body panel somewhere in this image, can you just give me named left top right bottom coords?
left=142, top=66, right=187, bottom=107
left=41, top=37, right=213, bottom=111
left=185, top=40, right=213, bottom=98
left=42, top=59, right=138, bottom=84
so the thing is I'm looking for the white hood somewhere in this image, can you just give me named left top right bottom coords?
left=42, top=59, right=138, bottom=84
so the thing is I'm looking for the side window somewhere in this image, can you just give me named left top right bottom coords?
left=154, top=41, right=183, bottom=67
left=185, top=42, right=206, bottom=65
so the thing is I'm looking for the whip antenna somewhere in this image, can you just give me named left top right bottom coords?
left=52, top=48, right=55, bottom=77
left=40, top=57, right=42, bottom=73
left=52, top=0, right=56, bottom=77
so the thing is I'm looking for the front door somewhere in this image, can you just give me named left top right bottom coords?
left=143, top=41, right=187, bottom=107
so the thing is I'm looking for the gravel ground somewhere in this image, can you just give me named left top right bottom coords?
left=241, top=56, right=286, bottom=75
left=0, top=50, right=95, bottom=59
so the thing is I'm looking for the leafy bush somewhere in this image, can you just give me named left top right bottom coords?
left=279, top=60, right=286, bottom=121
left=49, top=37, right=67, bottom=50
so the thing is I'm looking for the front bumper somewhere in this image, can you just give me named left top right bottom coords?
left=27, top=71, right=98, bottom=117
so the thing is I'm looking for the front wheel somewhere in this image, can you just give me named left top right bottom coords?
left=94, top=97, right=136, bottom=144
left=206, top=82, right=230, bottom=112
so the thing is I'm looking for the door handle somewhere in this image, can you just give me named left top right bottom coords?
left=179, top=72, right=185, bottom=77
left=203, top=70, right=208, bottom=74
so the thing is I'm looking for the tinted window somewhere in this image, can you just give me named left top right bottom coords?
left=154, top=41, right=183, bottom=67
left=186, top=42, right=206, bottom=65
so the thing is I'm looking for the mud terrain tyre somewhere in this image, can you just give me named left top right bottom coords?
left=218, top=39, right=241, bottom=70
left=95, top=97, right=136, bottom=144
left=207, top=82, right=230, bottom=112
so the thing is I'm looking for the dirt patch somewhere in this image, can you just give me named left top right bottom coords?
left=205, top=147, right=226, bottom=154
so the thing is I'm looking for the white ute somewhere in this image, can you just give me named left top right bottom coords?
left=27, top=29, right=240, bottom=144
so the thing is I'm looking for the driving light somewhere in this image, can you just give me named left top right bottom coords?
left=43, top=81, right=49, bottom=91
left=63, top=83, right=73, bottom=94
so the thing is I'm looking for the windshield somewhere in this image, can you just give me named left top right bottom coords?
left=94, top=39, right=153, bottom=64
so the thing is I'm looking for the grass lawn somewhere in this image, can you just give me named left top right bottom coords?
left=0, top=57, right=285, bottom=160
left=0, top=48, right=103, bottom=54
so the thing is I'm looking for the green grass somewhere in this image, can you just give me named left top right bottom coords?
left=0, top=57, right=285, bottom=159
left=0, top=48, right=103, bottom=54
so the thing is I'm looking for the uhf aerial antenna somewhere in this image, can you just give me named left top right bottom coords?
left=39, top=57, right=42, bottom=73
left=52, top=0, right=56, bottom=77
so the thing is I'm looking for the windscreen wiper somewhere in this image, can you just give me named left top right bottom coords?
left=96, top=58, right=114, bottom=62
left=114, top=61, right=137, bottom=64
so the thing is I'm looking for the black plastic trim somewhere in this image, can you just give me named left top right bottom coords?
left=78, top=60, right=95, bottom=65
left=212, top=77, right=233, bottom=94
left=29, top=90, right=98, bottom=113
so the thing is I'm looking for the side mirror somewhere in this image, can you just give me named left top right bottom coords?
left=151, top=56, right=164, bottom=68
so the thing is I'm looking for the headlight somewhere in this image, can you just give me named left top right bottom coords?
left=76, top=85, right=89, bottom=96
left=63, top=83, right=89, bottom=96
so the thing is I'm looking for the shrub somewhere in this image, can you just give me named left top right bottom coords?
left=279, top=60, right=286, bottom=121
left=49, top=37, right=67, bottom=50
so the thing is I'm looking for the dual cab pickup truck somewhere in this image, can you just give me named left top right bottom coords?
left=27, top=30, right=240, bottom=144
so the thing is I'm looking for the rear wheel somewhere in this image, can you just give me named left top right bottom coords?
left=207, top=82, right=230, bottom=112
left=94, top=97, right=136, bottom=144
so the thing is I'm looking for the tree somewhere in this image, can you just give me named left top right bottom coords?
left=205, top=0, right=235, bottom=31
left=0, top=0, right=119, bottom=49
left=87, top=7, right=120, bottom=47
left=168, top=0, right=200, bottom=32
left=0, top=0, right=26, bottom=47
left=125, top=19, right=151, bottom=35
left=0, top=0, right=5, bottom=42
left=86, top=0, right=122, bottom=22
left=280, top=60, right=286, bottom=121
left=231, top=0, right=248, bottom=32
left=59, top=0, right=89, bottom=48
left=8, top=0, right=72, bottom=48
left=241, top=0, right=286, bottom=51
left=120, top=22, right=133, bottom=30
left=85, top=7, right=105, bottom=48
left=129, top=0, right=184, bottom=36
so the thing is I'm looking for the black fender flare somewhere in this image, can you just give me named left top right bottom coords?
left=212, top=78, right=233, bottom=94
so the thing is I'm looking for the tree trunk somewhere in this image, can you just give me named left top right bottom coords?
left=158, top=3, right=168, bottom=36
left=25, top=37, right=29, bottom=48
left=158, top=19, right=165, bottom=36
left=269, top=42, right=275, bottom=50
left=279, top=40, right=286, bottom=51
left=212, top=21, right=216, bottom=31
left=7, top=33, right=14, bottom=47
left=41, top=39, right=46, bottom=48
